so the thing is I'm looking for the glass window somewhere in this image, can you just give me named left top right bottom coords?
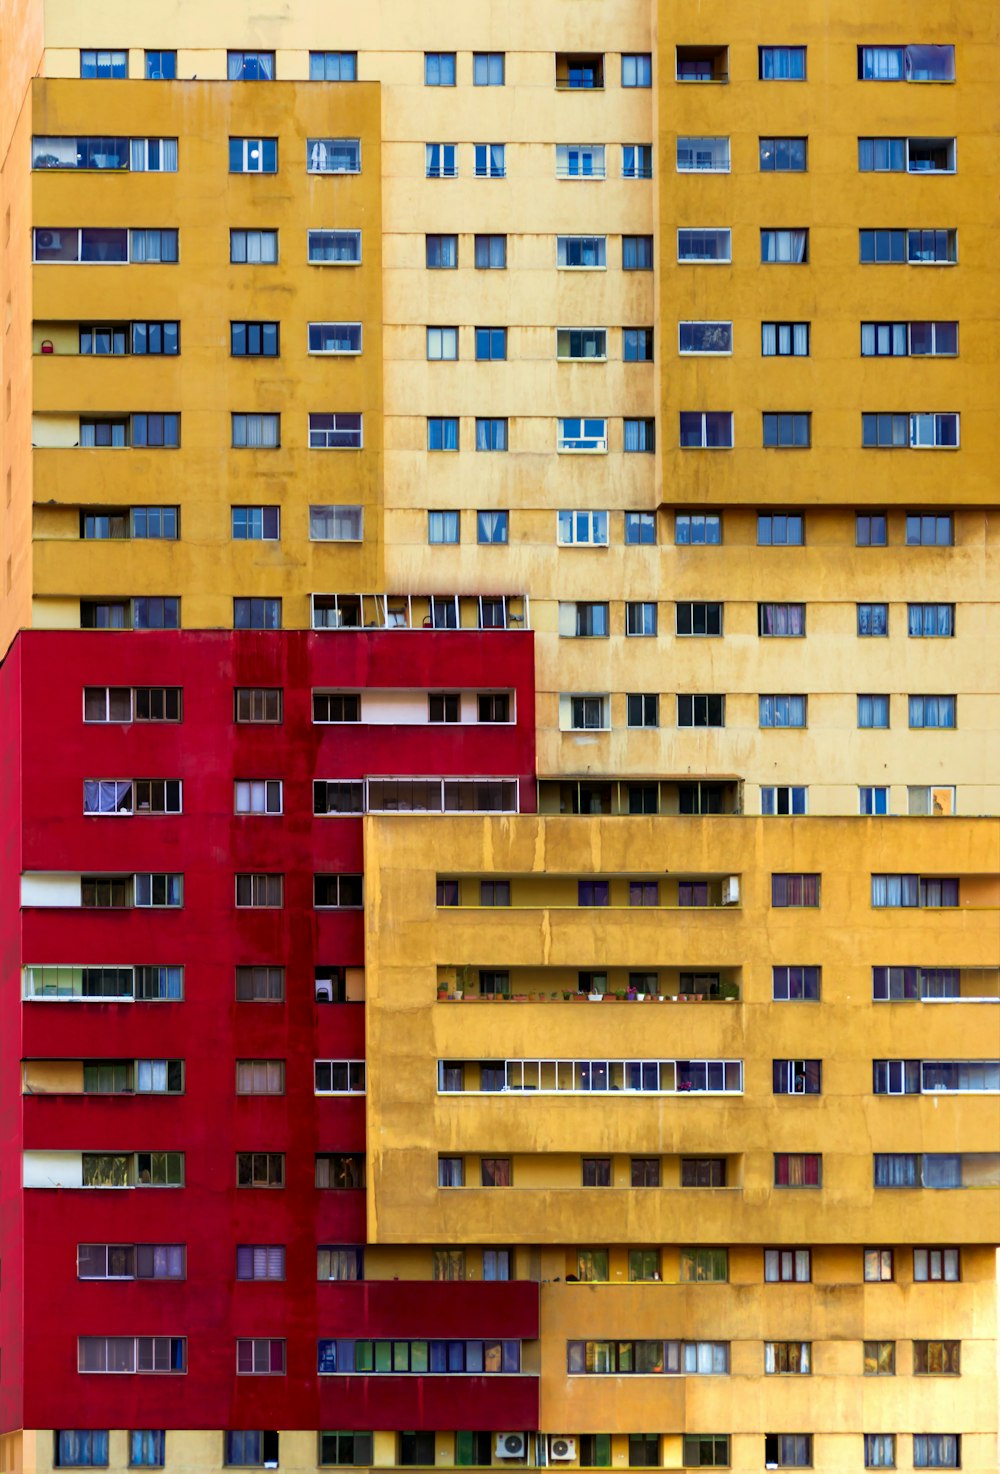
left=426, top=234, right=458, bottom=269
left=557, top=236, right=606, bottom=268
left=679, top=412, right=733, bottom=448
left=310, top=53, right=357, bottom=81
left=622, top=54, right=652, bottom=87
left=227, top=52, right=274, bottom=80
left=308, top=230, right=361, bottom=264
left=309, top=413, right=363, bottom=449
left=476, top=511, right=508, bottom=545
left=757, top=513, right=804, bottom=545
left=308, top=322, right=362, bottom=355
left=229, top=138, right=277, bottom=173
left=622, top=144, right=653, bottom=179
left=763, top=412, right=810, bottom=447
left=231, top=322, right=278, bottom=358
left=474, top=144, right=506, bottom=178
left=80, top=50, right=127, bottom=79
left=761, top=229, right=808, bottom=263
left=475, top=234, right=506, bottom=268
left=424, top=53, right=456, bottom=86
left=679, top=322, right=732, bottom=354
left=428, top=511, right=460, bottom=544
left=231, top=414, right=280, bottom=448
left=677, top=229, right=731, bottom=262
left=307, top=138, right=361, bottom=174
left=425, top=143, right=458, bottom=177
left=230, top=230, right=277, bottom=264
left=474, top=53, right=505, bottom=85
left=760, top=137, right=807, bottom=171
left=676, top=512, right=721, bottom=544
left=759, top=47, right=807, bottom=80
left=475, top=327, right=507, bottom=360
left=623, top=328, right=654, bottom=362
left=145, top=52, right=175, bottom=80
left=623, top=234, right=653, bottom=269
left=428, top=419, right=459, bottom=452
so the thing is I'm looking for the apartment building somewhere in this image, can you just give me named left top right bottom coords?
left=0, top=2, right=997, bottom=1473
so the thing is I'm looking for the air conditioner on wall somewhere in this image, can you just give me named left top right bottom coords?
left=721, top=875, right=740, bottom=905
left=496, top=1435, right=528, bottom=1459
left=549, top=1438, right=577, bottom=1461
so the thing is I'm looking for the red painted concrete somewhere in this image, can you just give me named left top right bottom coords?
left=1, top=629, right=538, bottom=1432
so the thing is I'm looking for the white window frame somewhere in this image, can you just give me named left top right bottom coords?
left=565, top=694, right=610, bottom=732
left=307, top=138, right=361, bottom=174
left=234, top=780, right=283, bottom=816
left=307, top=230, right=362, bottom=265
left=425, top=143, right=458, bottom=178
left=557, top=510, right=609, bottom=546
left=427, top=326, right=459, bottom=360
left=556, top=144, right=606, bottom=179
left=677, top=228, right=732, bottom=263
left=557, top=418, right=608, bottom=453
left=556, top=328, right=608, bottom=361
left=676, top=136, right=730, bottom=172
left=307, top=322, right=362, bottom=355
left=679, top=322, right=733, bottom=355
left=314, top=1060, right=367, bottom=1095
left=308, top=413, right=363, bottom=449
left=556, top=235, right=607, bottom=269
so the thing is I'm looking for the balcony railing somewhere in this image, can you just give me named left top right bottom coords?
left=311, top=593, right=529, bottom=631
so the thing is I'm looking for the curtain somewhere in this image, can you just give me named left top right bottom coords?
left=862, top=47, right=903, bottom=79
left=909, top=604, right=953, bottom=636
left=760, top=603, right=804, bottom=636
left=762, top=230, right=807, bottom=262
left=874, top=1153, right=917, bottom=1186
left=922, top=1154, right=962, bottom=1188
left=858, top=694, right=888, bottom=727
left=857, top=603, right=888, bottom=635
left=919, top=877, right=959, bottom=907
left=921, top=968, right=959, bottom=998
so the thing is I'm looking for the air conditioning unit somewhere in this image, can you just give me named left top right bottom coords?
left=37, top=230, right=61, bottom=249
left=721, top=875, right=740, bottom=905
left=496, top=1434, right=527, bottom=1460
left=549, top=1438, right=577, bottom=1461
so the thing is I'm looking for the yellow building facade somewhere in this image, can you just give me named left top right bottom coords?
left=0, top=0, right=998, bottom=1471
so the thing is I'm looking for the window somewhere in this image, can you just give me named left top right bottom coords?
left=237, top=1153, right=284, bottom=1189
left=429, top=692, right=461, bottom=723
left=236, top=1245, right=285, bottom=1281
left=909, top=603, right=955, bottom=638
left=428, top=510, right=460, bottom=544
left=760, top=137, right=807, bottom=171
left=307, top=138, right=360, bottom=174
left=425, top=143, right=457, bottom=178
left=678, top=694, right=725, bottom=727
left=427, top=326, right=458, bottom=361
left=863, top=412, right=959, bottom=448
left=858, top=694, right=890, bottom=729
left=80, top=50, right=127, bottom=78
left=476, top=511, right=508, bottom=545
left=79, top=1336, right=186, bottom=1373
left=857, top=513, right=888, bottom=546
left=578, top=881, right=610, bottom=907
left=565, top=602, right=609, bottom=638
left=319, top=1434, right=373, bottom=1466
left=129, top=138, right=178, bottom=172
left=474, top=144, right=505, bottom=178
left=582, top=1157, right=611, bottom=1187
left=623, top=329, right=654, bottom=363
left=557, top=144, right=606, bottom=179
left=56, top=1432, right=109, bottom=1468
left=857, top=603, right=888, bottom=637
left=677, top=136, right=729, bottom=172
left=627, top=694, right=658, bottom=728
left=758, top=603, right=805, bottom=637
left=762, top=322, right=809, bottom=356
left=230, top=229, right=277, bottom=265
left=759, top=47, right=807, bottom=79
left=863, top=1341, right=896, bottom=1379
left=757, top=513, right=804, bottom=545
left=860, top=787, right=890, bottom=815
left=761, top=229, right=808, bottom=263
left=871, top=873, right=961, bottom=911
left=681, top=1158, right=726, bottom=1187
left=913, top=1437, right=960, bottom=1469
left=864, top=1434, right=896, bottom=1469
left=235, top=688, right=282, bottom=723
left=308, top=230, right=362, bottom=264
left=679, top=1248, right=728, bottom=1282
left=682, top=1438, right=730, bottom=1469
left=480, top=1157, right=511, bottom=1188
left=555, top=512, right=608, bottom=548
left=858, top=45, right=955, bottom=82
left=568, top=698, right=607, bottom=733
left=763, top=1436, right=811, bottom=1468
left=225, top=1432, right=279, bottom=1467
left=231, top=322, right=279, bottom=357
left=676, top=512, right=721, bottom=544
left=765, top=1342, right=811, bottom=1375
left=129, top=1433, right=165, bottom=1468
left=765, top=1249, right=811, bottom=1282
left=557, top=235, right=606, bottom=268
left=679, top=322, right=732, bottom=355
left=309, top=323, right=362, bottom=355
left=773, top=1061, right=821, bottom=1095
left=231, top=507, right=279, bottom=541
left=310, top=506, right=363, bottom=542
left=774, top=1154, right=821, bottom=1187
left=680, top=412, right=733, bottom=448
left=34, top=227, right=129, bottom=264
left=556, top=53, right=604, bottom=89
left=315, top=1061, right=366, bottom=1094
left=763, top=413, right=810, bottom=447
left=473, top=326, right=506, bottom=362
left=862, top=229, right=958, bottom=265
left=145, top=52, right=175, bottom=80
left=622, top=53, right=652, bottom=87
left=474, top=52, right=505, bottom=85
left=771, top=875, right=820, bottom=908
left=310, top=52, right=357, bottom=81
left=623, top=234, right=654, bottom=269
left=233, top=598, right=281, bottom=630
left=627, top=1437, right=659, bottom=1469
left=428, top=420, right=460, bottom=454
left=235, top=873, right=284, bottom=908
left=426, top=234, right=458, bottom=268
left=316, top=1154, right=365, bottom=1190
left=475, top=234, right=506, bottom=268
left=622, top=144, right=653, bottom=178
left=623, top=511, right=655, bottom=545
left=476, top=418, right=508, bottom=451
left=235, top=967, right=284, bottom=1002
left=761, top=786, right=808, bottom=816
left=231, top=414, right=280, bottom=448
left=236, top=1059, right=284, bottom=1096
left=759, top=695, right=807, bottom=728
left=228, top=51, right=274, bottom=80
left=229, top=138, right=277, bottom=173
left=907, top=513, right=954, bottom=546
left=424, top=53, right=456, bottom=86
left=624, top=418, right=655, bottom=452
left=676, top=46, right=729, bottom=83
left=625, top=602, right=657, bottom=638
left=236, top=1339, right=285, bottom=1376
left=909, top=695, right=956, bottom=729
left=309, top=413, right=363, bottom=449
left=557, top=418, right=608, bottom=452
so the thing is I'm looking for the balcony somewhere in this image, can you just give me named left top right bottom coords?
left=538, top=778, right=743, bottom=816
left=435, top=965, right=742, bottom=1003
left=311, top=593, right=529, bottom=631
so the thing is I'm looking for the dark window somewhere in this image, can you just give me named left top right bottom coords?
left=681, top=1158, right=726, bottom=1187
left=676, top=602, right=723, bottom=636
left=631, top=1158, right=660, bottom=1187
left=231, top=322, right=279, bottom=357
left=582, top=1157, right=612, bottom=1187
left=319, top=1433, right=373, bottom=1466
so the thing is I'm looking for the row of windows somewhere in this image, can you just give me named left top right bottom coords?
left=75, top=43, right=958, bottom=85
left=70, top=872, right=364, bottom=909
left=82, top=687, right=511, bottom=725
left=34, top=226, right=364, bottom=264
left=75, top=1153, right=363, bottom=1189
left=70, top=1243, right=961, bottom=1286
left=438, top=875, right=963, bottom=909
left=73, top=1336, right=522, bottom=1376
left=422, top=511, right=958, bottom=547
left=671, top=134, right=960, bottom=175
left=566, top=1338, right=963, bottom=1376
left=45, top=1058, right=365, bottom=1096
left=437, top=1154, right=994, bottom=1191
left=558, top=693, right=959, bottom=732
left=560, top=601, right=957, bottom=638
left=73, top=321, right=365, bottom=356
left=23, top=964, right=362, bottom=1005
left=82, top=506, right=364, bottom=541
left=33, top=135, right=362, bottom=174
left=51, top=1428, right=964, bottom=1472
left=79, top=595, right=525, bottom=631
